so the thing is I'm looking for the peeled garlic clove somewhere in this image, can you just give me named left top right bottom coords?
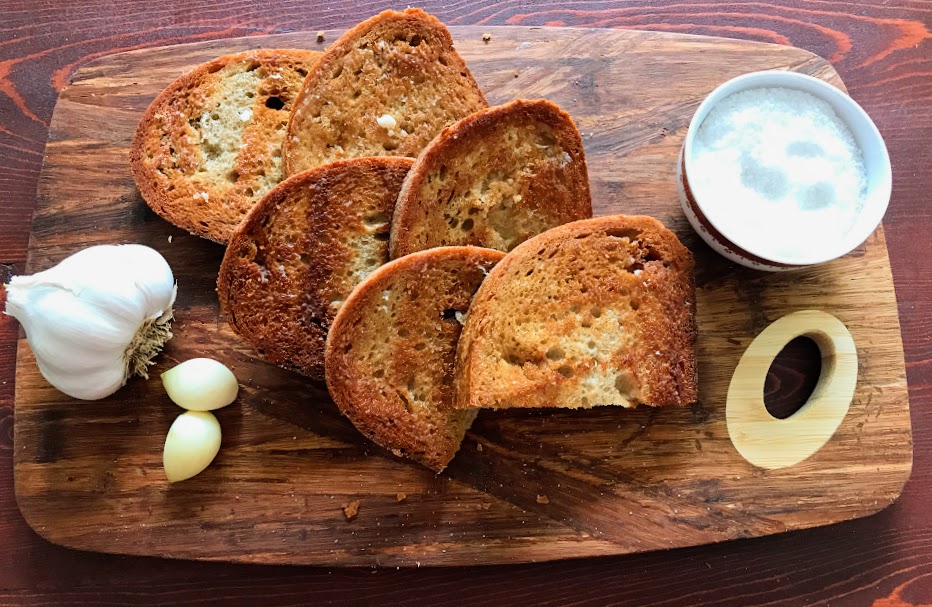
left=163, top=411, right=221, bottom=482
left=161, top=358, right=239, bottom=411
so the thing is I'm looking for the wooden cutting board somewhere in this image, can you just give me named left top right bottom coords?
left=14, top=26, right=912, bottom=566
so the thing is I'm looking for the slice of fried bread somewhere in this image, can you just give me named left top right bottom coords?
left=217, top=157, right=413, bottom=380
left=131, top=49, right=321, bottom=243
left=453, top=215, right=698, bottom=411
left=390, top=99, right=592, bottom=258
left=282, top=8, right=488, bottom=176
left=325, top=246, right=505, bottom=472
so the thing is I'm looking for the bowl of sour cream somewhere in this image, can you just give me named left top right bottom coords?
left=677, top=70, right=891, bottom=271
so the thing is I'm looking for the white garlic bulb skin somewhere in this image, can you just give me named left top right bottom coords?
left=4, top=244, right=177, bottom=400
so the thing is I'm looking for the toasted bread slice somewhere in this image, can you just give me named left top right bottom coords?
left=131, top=49, right=321, bottom=243
left=390, top=99, right=592, bottom=258
left=325, top=246, right=505, bottom=472
left=454, top=216, right=698, bottom=410
left=282, top=8, right=488, bottom=177
left=217, top=157, right=414, bottom=380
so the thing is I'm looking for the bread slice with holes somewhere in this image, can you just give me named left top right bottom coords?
left=130, top=49, right=321, bottom=243
left=282, top=8, right=488, bottom=177
left=217, top=156, right=414, bottom=380
left=390, top=99, right=592, bottom=258
left=453, top=215, right=698, bottom=411
left=325, top=246, right=505, bottom=472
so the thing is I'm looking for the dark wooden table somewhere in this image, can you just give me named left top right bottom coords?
left=1, top=1, right=930, bottom=605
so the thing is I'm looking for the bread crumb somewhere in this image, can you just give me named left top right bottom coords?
left=476, top=443, right=483, bottom=452
left=536, top=494, right=550, bottom=504
left=316, top=31, right=325, bottom=43
left=477, top=502, right=492, bottom=510
left=377, top=114, right=397, bottom=129
left=342, top=500, right=360, bottom=520
left=482, top=33, right=492, bottom=42
left=396, top=492, right=407, bottom=502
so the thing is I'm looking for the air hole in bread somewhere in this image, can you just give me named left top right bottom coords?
left=630, top=300, right=640, bottom=311
left=438, top=165, right=447, bottom=180
left=605, top=227, right=641, bottom=241
left=364, top=212, right=390, bottom=228
left=591, top=307, right=602, bottom=318
left=440, top=308, right=459, bottom=322
left=383, top=141, right=399, bottom=151
left=352, top=90, right=361, bottom=99
left=525, top=269, right=534, bottom=277
left=244, top=187, right=254, bottom=197
left=239, top=243, right=257, bottom=260
left=373, top=368, right=384, bottom=378
left=374, top=232, right=390, bottom=242
left=468, top=207, right=480, bottom=216
left=537, top=128, right=557, bottom=147
left=460, top=218, right=474, bottom=231
left=245, top=61, right=260, bottom=72
left=265, top=96, right=285, bottom=110
left=414, top=342, right=426, bottom=351
left=227, top=170, right=239, bottom=183
left=448, top=217, right=459, bottom=229
left=438, top=55, right=448, bottom=66
left=332, top=65, right=343, bottom=79
left=398, top=327, right=410, bottom=338
left=546, top=346, right=565, bottom=361
left=409, top=34, right=422, bottom=47
left=587, top=341, right=597, bottom=350
left=199, top=220, right=208, bottom=227
left=557, top=365, right=573, bottom=378
left=615, top=372, right=636, bottom=395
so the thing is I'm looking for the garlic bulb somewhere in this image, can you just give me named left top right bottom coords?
left=4, top=244, right=177, bottom=400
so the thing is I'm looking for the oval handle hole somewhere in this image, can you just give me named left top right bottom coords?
left=764, top=336, right=822, bottom=419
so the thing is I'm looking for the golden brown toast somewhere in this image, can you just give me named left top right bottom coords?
left=130, top=49, right=321, bottom=243
left=282, top=8, right=488, bottom=176
left=390, top=99, right=592, bottom=258
left=453, top=215, right=698, bottom=410
left=217, top=157, right=413, bottom=380
left=325, top=246, right=505, bottom=472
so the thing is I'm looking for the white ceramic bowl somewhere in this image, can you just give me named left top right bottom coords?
left=677, top=70, right=892, bottom=271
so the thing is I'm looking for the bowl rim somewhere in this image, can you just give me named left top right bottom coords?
left=682, top=69, right=892, bottom=266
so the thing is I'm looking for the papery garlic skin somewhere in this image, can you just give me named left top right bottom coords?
left=4, top=244, right=177, bottom=400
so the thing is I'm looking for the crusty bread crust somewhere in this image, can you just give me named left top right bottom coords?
left=325, top=246, right=505, bottom=472
left=282, top=8, right=488, bottom=176
left=217, top=156, right=413, bottom=380
left=453, top=215, right=698, bottom=410
left=130, top=49, right=321, bottom=243
left=390, top=99, right=592, bottom=258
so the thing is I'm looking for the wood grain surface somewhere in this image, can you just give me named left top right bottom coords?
left=1, top=1, right=930, bottom=605
left=12, top=25, right=911, bottom=567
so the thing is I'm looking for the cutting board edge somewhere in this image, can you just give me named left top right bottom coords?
left=67, top=25, right=829, bottom=86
